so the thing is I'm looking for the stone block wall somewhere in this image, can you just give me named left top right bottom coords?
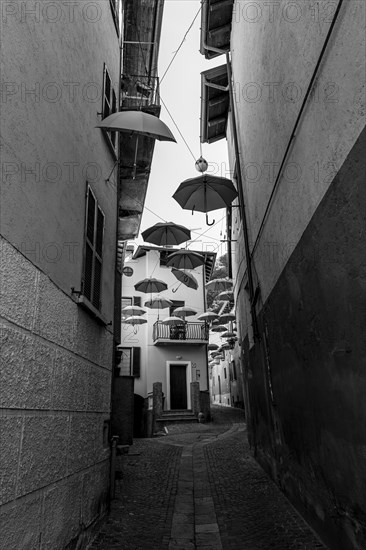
left=0, top=237, right=113, bottom=550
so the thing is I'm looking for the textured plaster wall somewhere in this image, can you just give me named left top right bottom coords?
left=120, top=249, right=208, bottom=400
left=230, top=0, right=365, bottom=308
left=1, top=1, right=120, bottom=321
left=0, top=238, right=113, bottom=549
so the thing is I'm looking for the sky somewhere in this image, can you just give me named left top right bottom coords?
left=136, top=0, right=230, bottom=260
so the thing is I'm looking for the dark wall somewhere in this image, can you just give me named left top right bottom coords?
left=244, top=127, right=366, bottom=550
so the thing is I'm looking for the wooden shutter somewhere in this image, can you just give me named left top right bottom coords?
left=132, top=347, right=141, bottom=378
left=83, top=186, right=104, bottom=310
left=133, top=296, right=141, bottom=306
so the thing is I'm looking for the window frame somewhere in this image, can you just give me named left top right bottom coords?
left=116, top=346, right=141, bottom=378
left=101, top=63, right=118, bottom=157
left=109, top=0, right=120, bottom=35
left=81, top=184, right=105, bottom=312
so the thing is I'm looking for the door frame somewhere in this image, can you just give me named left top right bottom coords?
left=166, top=361, right=192, bottom=410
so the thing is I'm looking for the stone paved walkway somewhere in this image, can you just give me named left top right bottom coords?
left=88, top=406, right=327, bottom=550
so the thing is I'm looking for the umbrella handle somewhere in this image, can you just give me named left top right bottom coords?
left=191, top=205, right=195, bottom=216
left=206, top=212, right=215, bottom=226
left=172, top=286, right=178, bottom=293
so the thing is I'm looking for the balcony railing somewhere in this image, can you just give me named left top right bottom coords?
left=153, top=321, right=209, bottom=344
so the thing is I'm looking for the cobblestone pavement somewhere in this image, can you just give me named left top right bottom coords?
left=88, top=406, right=327, bottom=550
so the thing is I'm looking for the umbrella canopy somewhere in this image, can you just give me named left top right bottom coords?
left=211, top=324, right=228, bottom=332
left=197, top=312, right=219, bottom=322
left=141, top=222, right=191, bottom=246
left=206, top=278, right=233, bottom=291
left=96, top=110, right=176, bottom=142
left=122, top=316, right=147, bottom=325
left=220, top=343, right=232, bottom=350
left=221, top=331, right=237, bottom=338
left=217, top=290, right=234, bottom=301
left=172, top=174, right=238, bottom=213
left=207, top=343, right=219, bottom=350
left=173, top=306, right=197, bottom=319
left=171, top=268, right=198, bottom=290
left=166, top=250, right=205, bottom=270
left=144, top=296, right=173, bottom=310
left=161, top=316, right=185, bottom=326
left=134, top=277, right=168, bottom=293
left=219, top=312, right=236, bottom=324
left=121, top=305, right=146, bottom=317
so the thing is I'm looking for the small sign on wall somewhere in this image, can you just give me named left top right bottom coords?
left=196, top=370, right=200, bottom=380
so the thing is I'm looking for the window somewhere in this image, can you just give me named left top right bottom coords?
left=116, top=347, right=141, bottom=377
left=82, top=186, right=104, bottom=311
left=160, top=250, right=170, bottom=267
left=122, top=296, right=142, bottom=311
left=224, top=367, right=227, bottom=379
left=102, top=64, right=117, bottom=153
left=169, top=300, right=184, bottom=317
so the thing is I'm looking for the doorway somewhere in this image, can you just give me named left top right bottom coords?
left=166, top=361, right=191, bottom=410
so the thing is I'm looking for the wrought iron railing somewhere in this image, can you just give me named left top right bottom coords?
left=153, top=321, right=209, bottom=342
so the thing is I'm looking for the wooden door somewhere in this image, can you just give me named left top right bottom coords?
left=170, top=364, right=187, bottom=409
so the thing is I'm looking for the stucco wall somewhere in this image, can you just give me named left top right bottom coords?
left=1, top=1, right=120, bottom=321
left=0, top=238, right=113, bottom=550
left=0, top=2, right=121, bottom=548
left=120, top=249, right=209, bottom=401
left=230, top=0, right=365, bottom=309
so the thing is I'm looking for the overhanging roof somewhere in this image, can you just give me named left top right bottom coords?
left=200, top=64, right=229, bottom=144
left=200, top=0, right=234, bottom=59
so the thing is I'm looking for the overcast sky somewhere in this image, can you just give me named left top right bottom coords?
left=137, top=0, right=230, bottom=259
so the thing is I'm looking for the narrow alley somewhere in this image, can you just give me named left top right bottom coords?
left=89, top=406, right=326, bottom=550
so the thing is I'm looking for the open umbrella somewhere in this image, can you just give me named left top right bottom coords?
left=141, top=222, right=191, bottom=246
left=134, top=277, right=168, bottom=293
left=173, top=306, right=197, bottom=319
left=144, top=296, right=173, bottom=320
left=219, top=312, right=236, bottom=324
left=221, top=331, right=237, bottom=338
left=211, top=324, right=228, bottom=332
left=172, top=174, right=238, bottom=225
left=96, top=110, right=176, bottom=142
left=166, top=250, right=205, bottom=270
left=197, top=312, right=219, bottom=322
left=161, top=316, right=185, bottom=326
left=206, top=278, right=233, bottom=291
left=207, top=343, right=219, bottom=350
left=217, top=290, right=234, bottom=301
left=171, top=268, right=198, bottom=290
left=122, top=316, right=147, bottom=325
left=122, top=305, right=146, bottom=317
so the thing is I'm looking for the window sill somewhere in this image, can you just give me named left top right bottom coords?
left=76, top=295, right=109, bottom=326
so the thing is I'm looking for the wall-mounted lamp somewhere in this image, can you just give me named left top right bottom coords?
left=176, top=355, right=182, bottom=360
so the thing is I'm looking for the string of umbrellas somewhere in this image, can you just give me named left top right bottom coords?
left=101, top=111, right=239, bottom=330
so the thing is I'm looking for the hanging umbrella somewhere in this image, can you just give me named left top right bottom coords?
left=210, top=351, right=221, bottom=358
left=211, top=324, right=228, bottom=332
left=206, top=278, right=233, bottom=291
left=207, top=343, right=219, bottom=350
left=219, top=312, right=236, bottom=324
left=122, top=305, right=146, bottom=317
left=217, top=290, right=234, bottom=301
left=221, top=331, right=237, bottom=338
left=171, top=268, right=198, bottom=290
left=141, top=222, right=191, bottom=246
left=122, top=316, right=147, bottom=325
left=161, top=316, right=185, bottom=326
left=172, top=174, right=238, bottom=225
left=144, top=296, right=172, bottom=320
left=197, top=312, right=219, bottom=322
left=166, top=250, right=205, bottom=270
left=173, top=306, right=197, bottom=319
left=220, top=343, right=232, bottom=350
left=96, top=110, right=176, bottom=142
left=134, top=277, right=168, bottom=293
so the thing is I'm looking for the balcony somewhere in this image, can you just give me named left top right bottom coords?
left=153, top=321, right=209, bottom=346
